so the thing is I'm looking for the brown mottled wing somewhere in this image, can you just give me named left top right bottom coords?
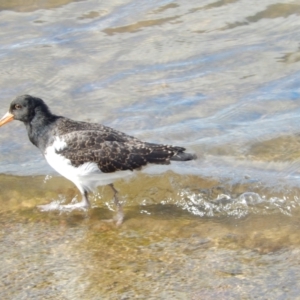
left=55, top=131, right=183, bottom=173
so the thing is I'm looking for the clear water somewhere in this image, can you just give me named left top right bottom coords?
left=1, top=0, right=300, bottom=298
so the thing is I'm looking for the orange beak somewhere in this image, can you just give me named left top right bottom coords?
left=0, top=112, right=14, bottom=127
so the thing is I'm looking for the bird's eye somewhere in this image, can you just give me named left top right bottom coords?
left=14, top=104, right=22, bottom=109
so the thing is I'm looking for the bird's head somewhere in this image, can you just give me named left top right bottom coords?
left=0, top=95, right=51, bottom=126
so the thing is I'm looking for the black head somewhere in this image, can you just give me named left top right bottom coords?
left=9, top=95, right=52, bottom=123
left=0, top=95, right=52, bottom=126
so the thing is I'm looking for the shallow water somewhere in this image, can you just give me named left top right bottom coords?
left=1, top=0, right=300, bottom=299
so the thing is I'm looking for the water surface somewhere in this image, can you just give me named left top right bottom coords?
left=1, top=0, right=300, bottom=298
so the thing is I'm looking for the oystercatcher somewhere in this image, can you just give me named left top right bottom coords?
left=0, top=95, right=196, bottom=225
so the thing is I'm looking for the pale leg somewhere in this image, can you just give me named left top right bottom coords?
left=109, top=183, right=124, bottom=226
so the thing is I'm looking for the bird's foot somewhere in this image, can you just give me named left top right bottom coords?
left=101, top=208, right=124, bottom=227
left=37, top=199, right=90, bottom=212
left=114, top=207, right=124, bottom=226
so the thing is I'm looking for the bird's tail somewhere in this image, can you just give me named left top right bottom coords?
left=170, top=149, right=197, bottom=161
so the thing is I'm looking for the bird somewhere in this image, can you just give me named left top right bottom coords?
left=0, top=95, right=197, bottom=225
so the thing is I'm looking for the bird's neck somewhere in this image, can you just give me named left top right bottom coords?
left=25, top=111, right=59, bottom=150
